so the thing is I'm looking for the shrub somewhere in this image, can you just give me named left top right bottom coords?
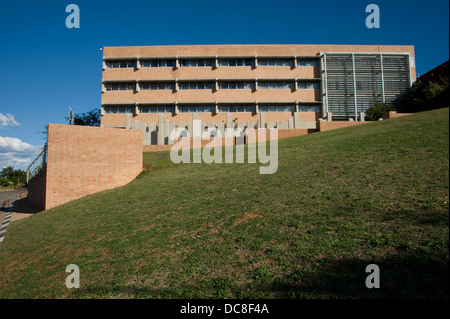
left=0, top=178, right=10, bottom=187
left=365, top=102, right=396, bottom=121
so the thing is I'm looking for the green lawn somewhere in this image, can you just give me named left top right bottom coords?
left=0, top=108, right=448, bottom=299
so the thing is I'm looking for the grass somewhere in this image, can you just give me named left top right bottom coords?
left=0, top=108, right=448, bottom=299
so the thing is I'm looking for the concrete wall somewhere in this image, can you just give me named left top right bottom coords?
left=382, top=111, right=413, bottom=120
left=317, top=120, right=368, bottom=132
left=27, top=124, right=143, bottom=210
left=142, top=129, right=311, bottom=152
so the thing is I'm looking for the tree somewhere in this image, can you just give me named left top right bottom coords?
left=365, top=102, right=396, bottom=121
left=73, top=109, right=101, bottom=126
left=407, top=79, right=449, bottom=113
left=0, top=166, right=26, bottom=185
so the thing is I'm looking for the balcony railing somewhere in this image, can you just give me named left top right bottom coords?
left=26, top=144, right=47, bottom=183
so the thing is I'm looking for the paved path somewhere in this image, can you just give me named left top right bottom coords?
left=0, top=190, right=28, bottom=247
left=0, top=190, right=26, bottom=205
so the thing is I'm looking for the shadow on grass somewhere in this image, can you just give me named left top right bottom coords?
left=271, top=250, right=449, bottom=299
left=75, top=250, right=448, bottom=299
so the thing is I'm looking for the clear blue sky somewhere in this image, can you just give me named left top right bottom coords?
left=0, top=0, right=448, bottom=169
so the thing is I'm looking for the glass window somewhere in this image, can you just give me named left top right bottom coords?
left=105, top=106, right=134, bottom=113
left=259, top=81, right=293, bottom=89
left=298, top=81, right=319, bottom=89
left=179, top=82, right=214, bottom=90
left=218, top=105, right=254, bottom=113
left=140, top=105, right=173, bottom=113
left=259, top=105, right=294, bottom=112
left=298, top=58, right=319, bottom=67
left=299, top=105, right=320, bottom=112
left=105, top=83, right=135, bottom=91
left=140, top=82, right=173, bottom=90
left=179, top=105, right=214, bottom=113
left=218, top=59, right=253, bottom=67
left=106, top=60, right=135, bottom=68
left=219, top=81, right=254, bottom=90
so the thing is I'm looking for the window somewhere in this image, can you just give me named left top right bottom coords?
left=299, top=105, right=320, bottom=112
left=218, top=58, right=253, bottom=67
left=259, top=105, right=294, bottom=112
left=219, top=81, right=254, bottom=90
left=140, top=82, right=174, bottom=90
left=218, top=105, right=254, bottom=113
left=141, top=59, right=175, bottom=68
left=297, top=58, right=319, bottom=67
left=106, top=60, right=136, bottom=68
left=258, top=58, right=292, bottom=67
left=298, top=82, right=320, bottom=89
left=180, top=59, right=214, bottom=67
left=179, top=82, right=214, bottom=90
left=258, top=81, right=293, bottom=89
left=104, top=106, right=135, bottom=113
left=179, top=105, right=214, bottom=113
left=105, top=83, right=136, bottom=91
left=140, top=105, right=173, bottom=113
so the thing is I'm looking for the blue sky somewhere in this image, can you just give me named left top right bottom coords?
left=0, top=0, right=448, bottom=169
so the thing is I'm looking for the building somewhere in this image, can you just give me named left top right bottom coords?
left=100, top=44, right=416, bottom=141
left=418, top=60, right=448, bottom=83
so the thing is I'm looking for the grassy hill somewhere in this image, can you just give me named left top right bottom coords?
left=0, top=108, right=448, bottom=299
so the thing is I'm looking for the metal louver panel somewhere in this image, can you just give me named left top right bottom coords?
left=323, top=53, right=411, bottom=120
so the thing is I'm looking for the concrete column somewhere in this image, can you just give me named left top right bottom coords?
left=132, top=120, right=139, bottom=130
left=260, top=112, right=266, bottom=128
left=327, top=112, right=333, bottom=121
left=255, top=101, right=259, bottom=114
left=164, top=120, right=170, bottom=145
left=187, top=122, right=193, bottom=137
left=143, top=124, right=151, bottom=145
left=294, top=112, right=299, bottom=129
left=135, top=105, right=139, bottom=115
left=214, top=102, right=219, bottom=115
left=157, top=113, right=164, bottom=145
left=175, top=56, right=180, bottom=69
left=174, top=103, right=179, bottom=114
left=125, top=113, right=132, bottom=129
left=217, top=122, right=225, bottom=137
left=214, top=55, right=218, bottom=69
left=247, top=121, right=254, bottom=129
left=169, top=122, right=176, bottom=145
left=136, top=59, right=141, bottom=69
left=293, top=55, right=297, bottom=68
left=174, top=79, right=179, bottom=92
left=267, top=122, right=274, bottom=129
left=295, top=101, right=299, bottom=113
left=294, top=77, right=298, bottom=91
left=288, top=118, right=294, bottom=129
left=148, top=123, right=157, bottom=145
left=226, top=112, right=232, bottom=129
left=360, top=112, right=365, bottom=122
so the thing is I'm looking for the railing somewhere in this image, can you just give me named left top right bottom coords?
left=26, top=144, right=47, bottom=183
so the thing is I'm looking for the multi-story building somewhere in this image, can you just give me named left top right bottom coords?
left=100, top=44, right=416, bottom=133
